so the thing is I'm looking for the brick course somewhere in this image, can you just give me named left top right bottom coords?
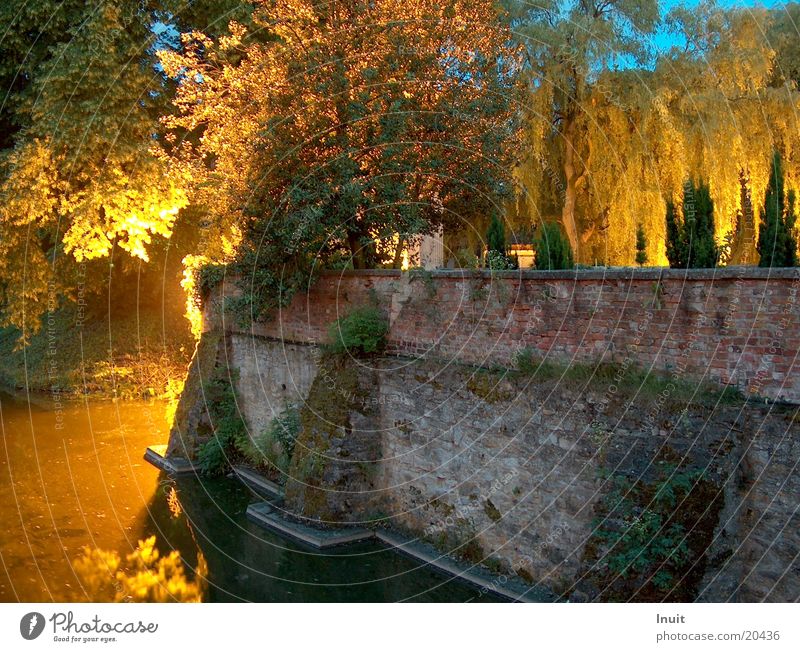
left=208, top=267, right=800, bottom=403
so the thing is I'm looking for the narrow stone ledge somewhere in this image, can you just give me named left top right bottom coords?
left=144, top=445, right=197, bottom=476
left=374, top=530, right=552, bottom=604
left=232, top=465, right=285, bottom=501
left=245, top=502, right=375, bottom=548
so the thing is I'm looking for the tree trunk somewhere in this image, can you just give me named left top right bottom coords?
left=348, top=231, right=364, bottom=269
left=392, top=236, right=405, bottom=269
left=561, top=113, right=581, bottom=259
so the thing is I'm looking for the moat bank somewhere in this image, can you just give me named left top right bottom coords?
left=167, top=269, right=800, bottom=601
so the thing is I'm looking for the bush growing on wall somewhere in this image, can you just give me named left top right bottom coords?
left=197, top=434, right=230, bottom=477
left=252, top=404, right=301, bottom=476
left=328, top=306, right=389, bottom=355
left=593, top=463, right=700, bottom=593
left=533, top=222, right=574, bottom=270
left=196, top=368, right=247, bottom=476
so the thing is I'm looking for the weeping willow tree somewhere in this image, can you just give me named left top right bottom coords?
left=506, top=0, right=660, bottom=261
left=512, top=1, right=800, bottom=266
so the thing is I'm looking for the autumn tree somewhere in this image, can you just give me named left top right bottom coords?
left=161, top=0, right=523, bottom=319
left=511, top=1, right=800, bottom=266
left=0, top=2, right=187, bottom=338
left=0, top=1, right=256, bottom=339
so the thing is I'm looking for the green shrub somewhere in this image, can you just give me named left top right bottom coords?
left=251, top=404, right=301, bottom=475
left=198, top=263, right=227, bottom=297
left=512, top=347, right=537, bottom=374
left=328, top=306, right=388, bottom=355
left=197, top=434, right=230, bottom=476
left=533, top=222, right=574, bottom=270
left=455, top=248, right=480, bottom=269
left=198, top=368, right=247, bottom=476
left=485, top=249, right=516, bottom=270
left=594, top=464, right=699, bottom=591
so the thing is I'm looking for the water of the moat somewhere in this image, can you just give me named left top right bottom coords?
left=0, top=390, right=499, bottom=602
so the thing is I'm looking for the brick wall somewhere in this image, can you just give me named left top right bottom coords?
left=207, top=267, right=800, bottom=403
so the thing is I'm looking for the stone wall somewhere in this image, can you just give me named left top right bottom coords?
left=166, top=267, right=800, bottom=601
left=228, top=335, right=318, bottom=437
left=206, top=267, right=800, bottom=403
left=373, top=357, right=797, bottom=601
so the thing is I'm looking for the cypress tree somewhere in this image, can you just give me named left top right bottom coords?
left=665, top=199, right=684, bottom=267
left=635, top=224, right=648, bottom=266
left=486, top=214, right=506, bottom=255
left=485, top=213, right=514, bottom=269
left=690, top=180, right=718, bottom=268
left=534, top=222, right=574, bottom=270
left=664, top=180, right=718, bottom=268
left=758, top=151, right=799, bottom=267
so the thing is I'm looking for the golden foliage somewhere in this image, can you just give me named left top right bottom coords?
left=514, top=2, right=800, bottom=265
left=160, top=0, right=523, bottom=268
left=73, top=536, right=207, bottom=603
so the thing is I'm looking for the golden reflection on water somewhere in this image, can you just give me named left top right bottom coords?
left=0, top=392, right=198, bottom=601
left=73, top=536, right=207, bottom=602
left=166, top=487, right=183, bottom=519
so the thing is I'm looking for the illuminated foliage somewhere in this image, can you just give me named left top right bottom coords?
left=161, top=0, right=523, bottom=320
left=507, top=0, right=660, bottom=259
left=0, top=2, right=188, bottom=338
left=512, top=1, right=800, bottom=266
left=73, top=536, right=207, bottom=602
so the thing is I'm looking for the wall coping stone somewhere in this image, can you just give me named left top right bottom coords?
left=319, top=267, right=800, bottom=282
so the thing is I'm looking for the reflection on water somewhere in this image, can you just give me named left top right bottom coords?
left=73, top=537, right=207, bottom=602
left=0, top=391, right=499, bottom=602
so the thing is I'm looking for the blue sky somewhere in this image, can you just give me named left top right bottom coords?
left=638, top=1, right=792, bottom=61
